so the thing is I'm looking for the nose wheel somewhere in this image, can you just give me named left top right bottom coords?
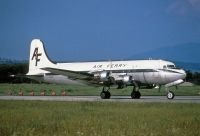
left=167, top=91, right=175, bottom=99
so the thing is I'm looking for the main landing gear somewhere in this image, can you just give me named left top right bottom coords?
left=100, top=83, right=142, bottom=99
left=100, top=87, right=111, bottom=99
left=131, top=84, right=141, bottom=99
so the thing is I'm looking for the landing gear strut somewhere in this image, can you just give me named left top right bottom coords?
left=131, top=83, right=141, bottom=99
left=100, top=87, right=111, bottom=99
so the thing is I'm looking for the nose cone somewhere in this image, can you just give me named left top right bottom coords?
left=180, top=69, right=186, bottom=79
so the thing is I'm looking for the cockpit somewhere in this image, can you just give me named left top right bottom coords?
left=163, top=64, right=180, bottom=69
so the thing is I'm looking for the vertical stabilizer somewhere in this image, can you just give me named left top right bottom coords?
left=27, top=39, right=56, bottom=75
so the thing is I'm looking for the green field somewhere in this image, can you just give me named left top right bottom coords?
left=0, top=83, right=200, bottom=96
left=0, top=100, right=200, bottom=136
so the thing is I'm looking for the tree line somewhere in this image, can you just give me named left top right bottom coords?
left=0, top=63, right=33, bottom=83
left=185, top=70, right=200, bottom=85
left=0, top=63, right=200, bottom=85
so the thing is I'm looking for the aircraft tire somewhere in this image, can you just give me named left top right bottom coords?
left=131, top=91, right=141, bottom=99
left=100, top=91, right=111, bottom=99
left=100, top=91, right=106, bottom=99
left=167, top=91, right=174, bottom=99
left=106, top=91, right=111, bottom=99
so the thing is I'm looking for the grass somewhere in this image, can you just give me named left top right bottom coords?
left=0, top=83, right=200, bottom=96
left=0, top=100, right=200, bottom=136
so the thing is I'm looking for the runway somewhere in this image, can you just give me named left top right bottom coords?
left=0, top=95, right=200, bottom=103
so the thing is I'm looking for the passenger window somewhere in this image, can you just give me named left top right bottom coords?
left=163, top=65, right=167, bottom=69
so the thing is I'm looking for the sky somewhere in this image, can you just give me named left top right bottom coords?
left=0, top=0, right=200, bottom=61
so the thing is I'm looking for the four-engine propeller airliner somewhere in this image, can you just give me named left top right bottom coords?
left=26, top=39, right=186, bottom=99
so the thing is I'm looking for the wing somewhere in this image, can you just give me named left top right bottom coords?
left=41, top=67, right=101, bottom=85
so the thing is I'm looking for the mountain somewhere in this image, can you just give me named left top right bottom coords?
left=129, top=43, right=200, bottom=71
left=175, top=61, right=200, bottom=72
left=0, top=58, right=27, bottom=64
left=130, top=43, right=200, bottom=63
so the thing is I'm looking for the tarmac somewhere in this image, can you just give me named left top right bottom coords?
left=0, top=95, right=200, bottom=103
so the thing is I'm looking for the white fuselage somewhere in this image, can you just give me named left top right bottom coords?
left=28, top=59, right=186, bottom=85
left=57, top=60, right=185, bottom=85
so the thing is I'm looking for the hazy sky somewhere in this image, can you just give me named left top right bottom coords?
left=0, top=0, right=200, bottom=61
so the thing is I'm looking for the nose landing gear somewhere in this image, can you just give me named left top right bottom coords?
left=167, top=90, right=175, bottom=99
left=165, top=86, right=175, bottom=99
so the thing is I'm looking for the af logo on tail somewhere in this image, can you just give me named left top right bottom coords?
left=32, top=47, right=42, bottom=66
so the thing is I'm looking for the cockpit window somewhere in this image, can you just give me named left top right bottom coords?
left=163, top=65, right=167, bottom=69
left=167, top=65, right=176, bottom=69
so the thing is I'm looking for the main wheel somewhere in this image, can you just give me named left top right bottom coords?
left=131, top=91, right=141, bottom=99
left=100, top=91, right=106, bottom=99
left=167, top=91, right=175, bottom=99
left=100, top=91, right=111, bottom=99
left=106, top=91, right=111, bottom=99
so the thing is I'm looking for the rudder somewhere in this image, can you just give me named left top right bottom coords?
left=27, top=39, right=55, bottom=75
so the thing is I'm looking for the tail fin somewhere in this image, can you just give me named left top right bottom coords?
left=27, top=39, right=55, bottom=75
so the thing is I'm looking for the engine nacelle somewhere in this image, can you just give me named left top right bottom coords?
left=122, top=75, right=132, bottom=83
left=100, top=71, right=110, bottom=81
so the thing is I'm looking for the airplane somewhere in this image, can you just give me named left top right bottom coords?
left=26, top=39, right=186, bottom=99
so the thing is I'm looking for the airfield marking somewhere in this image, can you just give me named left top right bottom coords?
left=0, top=96, right=200, bottom=103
